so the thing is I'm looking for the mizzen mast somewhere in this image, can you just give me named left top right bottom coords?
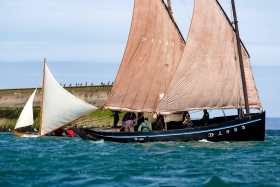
left=231, top=0, right=250, bottom=114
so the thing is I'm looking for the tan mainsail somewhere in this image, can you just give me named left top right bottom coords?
left=104, top=0, right=184, bottom=112
left=156, top=0, right=261, bottom=114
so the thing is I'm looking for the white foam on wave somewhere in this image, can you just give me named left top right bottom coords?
left=22, top=135, right=40, bottom=138
left=199, top=139, right=212, bottom=143
left=90, top=139, right=104, bottom=144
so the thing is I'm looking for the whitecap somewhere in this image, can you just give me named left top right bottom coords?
left=89, top=139, right=104, bottom=144
left=22, top=135, right=40, bottom=138
left=199, top=139, right=212, bottom=143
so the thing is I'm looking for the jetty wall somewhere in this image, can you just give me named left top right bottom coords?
left=0, top=85, right=113, bottom=108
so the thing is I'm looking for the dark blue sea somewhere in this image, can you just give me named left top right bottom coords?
left=0, top=130, right=279, bottom=187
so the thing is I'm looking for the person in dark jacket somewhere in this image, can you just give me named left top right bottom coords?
left=135, top=112, right=144, bottom=131
left=112, top=110, right=119, bottom=128
left=183, top=115, right=193, bottom=128
left=202, top=109, right=210, bottom=126
left=54, top=127, right=64, bottom=136
left=154, top=115, right=164, bottom=130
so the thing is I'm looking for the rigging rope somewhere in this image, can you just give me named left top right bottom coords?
left=182, top=0, right=191, bottom=22
left=229, top=0, right=233, bottom=22
left=47, top=61, right=62, bottom=85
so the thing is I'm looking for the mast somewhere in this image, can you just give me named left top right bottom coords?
left=39, top=58, right=46, bottom=135
left=161, top=0, right=185, bottom=44
left=231, top=0, right=250, bottom=114
left=215, top=0, right=250, bottom=58
left=167, top=0, right=174, bottom=22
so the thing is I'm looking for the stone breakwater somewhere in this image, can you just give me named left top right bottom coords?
left=0, top=85, right=112, bottom=108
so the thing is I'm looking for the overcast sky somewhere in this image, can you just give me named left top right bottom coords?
left=0, top=0, right=279, bottom=117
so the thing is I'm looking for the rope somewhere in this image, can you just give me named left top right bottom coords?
left=229, top=0, right=233, bottom=22
left=182, top=0, right=191, bottom=22
left=47, top=61, right=62, bottom=85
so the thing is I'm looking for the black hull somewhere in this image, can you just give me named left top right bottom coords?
left=72, top=112, right=265, bottom=143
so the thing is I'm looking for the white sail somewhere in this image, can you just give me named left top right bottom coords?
left=40, top=64, right=97, bottom=135
left=15, top=89, right=37, bottom=130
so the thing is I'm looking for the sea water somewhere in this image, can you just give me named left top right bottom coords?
left=0, top=130, right=279, bottom=187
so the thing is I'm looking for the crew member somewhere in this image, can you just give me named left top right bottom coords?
left=154, top=115, right=164, bottom=130
left=112, top=110, right=119, bottom=128
left=66, top=126, right=77, bottom=137
left=183, top=114, right=193, bottom=128
left=138, top=118, right=152, bottom=132
left=203, top=109, right=210, bottom=126
left=54, top=127, right=64, bottom=136
left=122, top=112, right=136, bottom=132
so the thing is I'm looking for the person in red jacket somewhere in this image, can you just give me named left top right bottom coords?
left=66, top=126, right=77, bottom=137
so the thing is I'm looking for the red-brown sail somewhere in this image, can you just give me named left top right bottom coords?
left=156, top=0, right=261, bottom=114
left=104, top=0, right=184, bottom=112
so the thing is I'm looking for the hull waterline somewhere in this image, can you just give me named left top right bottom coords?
left=12, top=130, right=39, bottom=137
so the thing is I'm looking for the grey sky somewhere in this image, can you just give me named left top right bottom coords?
left=0, top=0, right=279, bottom=117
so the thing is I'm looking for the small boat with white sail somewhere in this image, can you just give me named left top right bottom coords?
left=13, top=59, right=97, bottom=137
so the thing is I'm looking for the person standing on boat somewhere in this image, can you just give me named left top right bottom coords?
left=135, top=112, right=144, bottom=131
left=154, top=115, right=164, bottom=130
left=138, top=118, right=152, bottom=132
left=203, top=109, right=210, bottom=126
left=112, top=110, right=119, bottom=128
left=122, top=112, right=136, bottom=132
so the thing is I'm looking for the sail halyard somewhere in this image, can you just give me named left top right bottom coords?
left=156, top=0, right=261, bottom=114
left=39, top=58, right=46, bottom=135
left=104, top=0, right=185, bottom=113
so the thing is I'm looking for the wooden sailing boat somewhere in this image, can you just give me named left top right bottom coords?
left=72, top=0, right=265, bottom=142
left=13, top=58, right=97, bottom=137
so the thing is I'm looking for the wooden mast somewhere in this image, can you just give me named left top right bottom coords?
left=215, top=0, right=250, bottom=58
left=167, top=0, right=174, bottom=22
left=231, top=0, right=250, bottom=114
left=39, top=58, right=46, bottom=135
left=161, top=0, right=185, bottom=44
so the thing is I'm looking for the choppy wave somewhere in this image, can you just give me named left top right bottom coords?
left=0, top=130, right=279, bottom=186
